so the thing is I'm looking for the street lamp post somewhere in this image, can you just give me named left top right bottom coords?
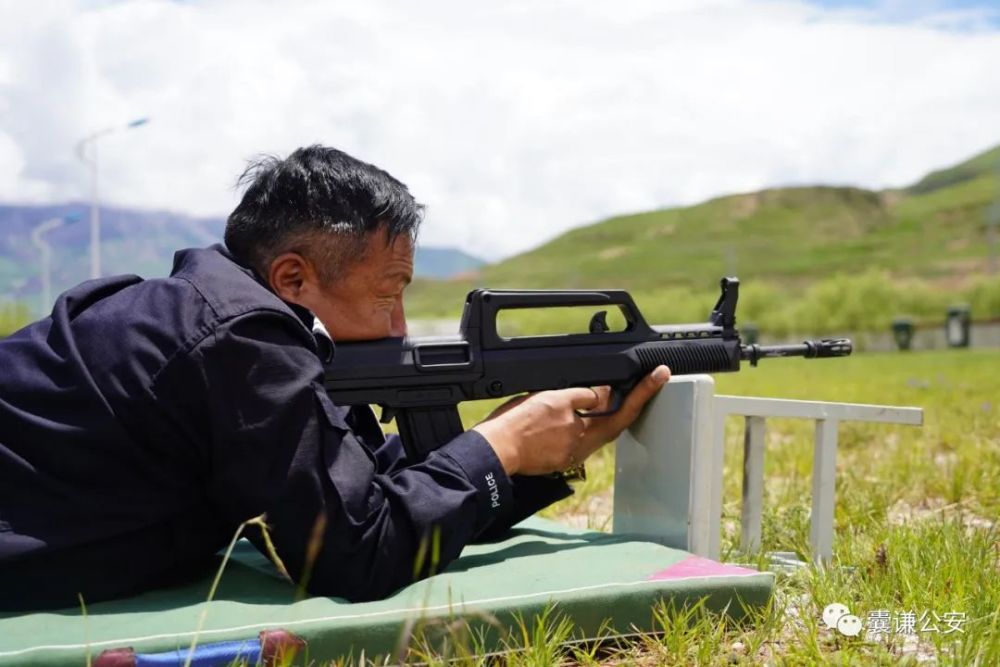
left=75, top=117, right=150, bottom=280
left=30, top=214, right=80, bottom=314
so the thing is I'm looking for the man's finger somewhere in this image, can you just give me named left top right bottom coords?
left=585, top=385, right=612, bottom=411
left=565, top=387, right=604, bottom=410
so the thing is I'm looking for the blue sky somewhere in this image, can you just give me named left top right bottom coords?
left=806, top=0, right=1000, bottom=27
left=813, top=0, right=998, bottom=8
left=1, top=0, right=999, bottom=260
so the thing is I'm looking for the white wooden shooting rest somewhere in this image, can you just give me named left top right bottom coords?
left=613, top=375, right=923, bottom=564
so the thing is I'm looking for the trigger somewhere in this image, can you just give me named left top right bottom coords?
left=379, top=406, right=396, bottom=424
left=589, top=310, right=609, bottom=334
left=578, top=386, right=627, bottom=418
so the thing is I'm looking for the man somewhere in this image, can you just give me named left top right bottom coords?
left=0, top=146, right=669, bottom=610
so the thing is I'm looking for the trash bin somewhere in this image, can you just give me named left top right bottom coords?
left=742, top=324, right=759, bottom=345
left=891, top=318, right=915, bottom=351
left=945, top=305, right=971, bottom=348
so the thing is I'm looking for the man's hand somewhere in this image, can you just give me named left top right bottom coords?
left=472, top=365, right=670, bottom=476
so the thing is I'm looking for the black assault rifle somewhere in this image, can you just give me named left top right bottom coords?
left=324, top=277, right=852, bottom=462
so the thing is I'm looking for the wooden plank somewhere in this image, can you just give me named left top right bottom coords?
left=715, top=395, right=922, bottom=425
left=740, top=416, right=766, bottom=553
left=810, top=419, right=839, bottom=564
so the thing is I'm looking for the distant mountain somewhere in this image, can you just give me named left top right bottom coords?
left=414, top=246, right=484, bottom=279
left=0, top=203, right=485, bottom=313
left=0, top=203, right=225, bottom=313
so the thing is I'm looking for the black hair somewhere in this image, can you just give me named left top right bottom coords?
left=224, top=145, right=423, bottom=281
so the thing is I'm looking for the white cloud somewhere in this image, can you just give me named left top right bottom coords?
left=0, top=0, right=998, bottom=260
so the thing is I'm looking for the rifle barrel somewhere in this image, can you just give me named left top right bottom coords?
left=741, top=338, right=852, bottom=366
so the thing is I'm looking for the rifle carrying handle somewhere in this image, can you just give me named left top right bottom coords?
left=477, top=289, right=626, bottom=309
left=465, top=289, right=656, bottom=347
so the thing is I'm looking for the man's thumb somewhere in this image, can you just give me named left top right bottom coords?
left=651, top=365, right=671, bottom=384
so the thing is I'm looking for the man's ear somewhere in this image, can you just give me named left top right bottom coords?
left=267, top=252, right=319, bottom=305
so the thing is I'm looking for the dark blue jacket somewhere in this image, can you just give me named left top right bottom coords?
left=0, top=245, right=570, bottom=610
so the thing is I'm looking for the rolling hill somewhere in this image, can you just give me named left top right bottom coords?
left=405, top=143, right=1000, bottom=322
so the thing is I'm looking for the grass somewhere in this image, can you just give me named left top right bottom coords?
left=356, top=348, right=999, bottom=665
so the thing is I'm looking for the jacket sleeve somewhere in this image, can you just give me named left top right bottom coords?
left=195, top=312, right=531, bottom=601
left=377, top=433, right=574, bottom=542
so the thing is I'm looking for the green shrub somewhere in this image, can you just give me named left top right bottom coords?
left=967, top=275, right=1000, bottom=320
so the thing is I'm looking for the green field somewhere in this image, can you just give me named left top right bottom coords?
left=383, top=348, right=998, bottom=665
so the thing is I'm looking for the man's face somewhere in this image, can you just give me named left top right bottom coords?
left=309, top=227, right=413, bottom=341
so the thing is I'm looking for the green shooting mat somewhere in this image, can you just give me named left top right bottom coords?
left=0, top=518, right=773, bottom=665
